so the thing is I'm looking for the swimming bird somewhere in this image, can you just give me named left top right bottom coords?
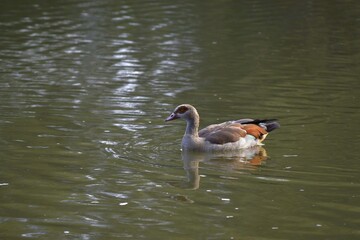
left=165, top=104, right=280, bottom=151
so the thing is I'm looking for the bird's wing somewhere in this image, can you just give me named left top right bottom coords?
left=200, top=123, right=247, bottom=145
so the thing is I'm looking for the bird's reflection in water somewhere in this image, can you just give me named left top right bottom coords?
left=180, top=146, right=268, bottom=189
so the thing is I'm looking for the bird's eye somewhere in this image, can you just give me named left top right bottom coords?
left=176, top=106, right=188, bottom=114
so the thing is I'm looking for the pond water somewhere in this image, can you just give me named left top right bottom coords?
left=0, top=0, right=359, bottom=239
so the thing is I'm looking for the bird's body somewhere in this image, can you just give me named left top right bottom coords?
left=165, top=104, right=280, bottom=151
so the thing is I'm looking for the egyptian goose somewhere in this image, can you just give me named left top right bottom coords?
left=165, top=104, right=280, bottom=151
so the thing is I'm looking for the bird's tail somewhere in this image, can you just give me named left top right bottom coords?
left=240, top=119, right=280, bottom=132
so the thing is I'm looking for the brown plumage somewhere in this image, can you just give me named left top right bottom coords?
left=242, top=124, right=268, bottom=142
left=199, top=123, right=247, bottom=144
left=165, top=104, right=280, bottom=151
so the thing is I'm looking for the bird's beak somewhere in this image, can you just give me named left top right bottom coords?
left=165, top=112, right=179, bottom=122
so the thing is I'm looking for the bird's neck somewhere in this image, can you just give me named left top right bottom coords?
left=185, top=115, right=199, bottom=137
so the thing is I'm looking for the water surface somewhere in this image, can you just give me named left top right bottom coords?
left=0, top=0, right=359, bottom=239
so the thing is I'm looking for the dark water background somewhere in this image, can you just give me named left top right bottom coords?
left=0, top=0, right=359, bottom=239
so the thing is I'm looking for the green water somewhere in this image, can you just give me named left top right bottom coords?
left=0, top=0, right=359, bottom=239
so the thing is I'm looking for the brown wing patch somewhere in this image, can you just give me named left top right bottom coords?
left=205, top=123, right=247, bottom=145
left=242, top=124, right=268, bottom=140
